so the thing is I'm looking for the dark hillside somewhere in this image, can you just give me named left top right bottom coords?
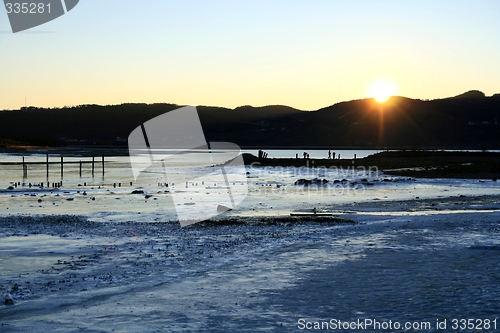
left=1, top=91, right=499, bottom=149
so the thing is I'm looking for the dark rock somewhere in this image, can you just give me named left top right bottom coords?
left=294, top=178, right=329, bottom=186
left=131, top=190, right=144, bottom=194
left=294, top=179, right=310, bottom=185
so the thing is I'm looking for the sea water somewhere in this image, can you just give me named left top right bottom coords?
left=0, top=151, right=500, bottom=222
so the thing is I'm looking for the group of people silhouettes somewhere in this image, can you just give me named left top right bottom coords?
left=295, top=152, right=311, bottom=159
left=294, top=151, right=338, bottom=159
left=258, top=150, right=349, bottom=160
left=328, top=150, right=343, bottom=159
left=258, top=149, right=268, bottom=159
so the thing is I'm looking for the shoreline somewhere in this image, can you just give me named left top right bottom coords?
left=0, top=146, right=131, bottom=157
left=2, top=147, right=500, bottom=179
left=243, top=151, right=500, bottom=179
left=1, top=193, right=498, bottom=226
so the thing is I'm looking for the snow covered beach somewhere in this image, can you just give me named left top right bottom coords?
left=1, top=152, right=500, bottom=332
left=2, top=196, right=500, bottom=332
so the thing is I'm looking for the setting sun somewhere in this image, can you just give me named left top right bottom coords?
left=368, top=79, right=397, bottom=103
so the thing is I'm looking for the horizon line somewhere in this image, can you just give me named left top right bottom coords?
left=2, top=90, right=498, bottom=112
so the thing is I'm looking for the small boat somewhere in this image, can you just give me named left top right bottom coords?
left=290, top=212, right=333, bottom=217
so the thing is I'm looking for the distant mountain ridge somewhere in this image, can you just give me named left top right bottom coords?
left=448, top=90, right=486, bottom=99
left=1, top=91, right=499, bottom=149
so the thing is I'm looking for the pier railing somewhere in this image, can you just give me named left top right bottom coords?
left=0, top=154, right=106, bottom=178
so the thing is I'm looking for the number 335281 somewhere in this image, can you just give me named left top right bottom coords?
left=451, top=319, right=497, bottom=330
left=5, top=3, right=51, bottom=14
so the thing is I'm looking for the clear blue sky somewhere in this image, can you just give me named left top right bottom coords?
left=1, top=0, right=499, bottom=110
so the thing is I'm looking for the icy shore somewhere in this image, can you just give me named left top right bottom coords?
left=1, top=195, right=500, bottom=332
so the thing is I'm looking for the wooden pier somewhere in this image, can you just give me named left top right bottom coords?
left=1, top=154, right=107, bottom=178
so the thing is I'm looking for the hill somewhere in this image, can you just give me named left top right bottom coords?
left=0, top=91, right=499, bottom=149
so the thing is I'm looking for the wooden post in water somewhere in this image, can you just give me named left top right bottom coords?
left=22, top=156, right=26, bottom=178
left=92, top=155, right=95, bottom=177
left=79, top=160, right=82, bottom=177
left=102, top=154, right=105, bottom=176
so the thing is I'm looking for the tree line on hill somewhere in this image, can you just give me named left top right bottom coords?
left=1, top=90, right=499, bottom=149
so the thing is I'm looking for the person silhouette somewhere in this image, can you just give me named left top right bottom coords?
left=328, top=150, right=332, bottom=159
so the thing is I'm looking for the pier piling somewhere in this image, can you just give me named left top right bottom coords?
left=22, top=156, right=27, bottom=178
left=13, top=155, right=109, bottom=180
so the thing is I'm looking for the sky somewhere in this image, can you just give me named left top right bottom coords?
left=1, top=0, right=500, bottom=110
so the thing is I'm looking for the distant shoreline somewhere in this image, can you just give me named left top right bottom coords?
left=0, top=145, right=497, bottom=156
left=1, top=147, right=499, bottom=179
left=0, top=146, right=131, bottom=156
left=243, top=151, right=500, bottom=179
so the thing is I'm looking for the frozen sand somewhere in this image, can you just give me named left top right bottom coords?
left=1, top=195, right=500, bottom=332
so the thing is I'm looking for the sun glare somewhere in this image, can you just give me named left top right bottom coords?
left=368, top=79, right=397, bottom=103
